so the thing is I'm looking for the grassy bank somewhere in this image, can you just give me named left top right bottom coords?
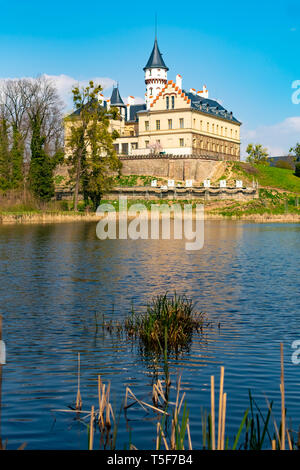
left=207, top=188, right=300, bottom=219
left=1, top=162, right=300, bottom=224
left=224, top=162, right=300, bottom=193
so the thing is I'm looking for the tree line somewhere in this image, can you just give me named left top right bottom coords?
left=246, top=143, right=300, bottom=175
left=0, top=77, right=121, bottom=210
left=0, top=76, right=64, bottom=199
left=0, top=76, right=299, bottom=212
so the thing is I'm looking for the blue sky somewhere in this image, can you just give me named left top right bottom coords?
left=1, top=0, right=300, bottom=156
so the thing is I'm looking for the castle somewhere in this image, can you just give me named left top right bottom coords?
left=105, top=37, right=241, bottom=161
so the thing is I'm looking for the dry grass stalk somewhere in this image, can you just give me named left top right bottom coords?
left=280, top=343, right=285, bottom=450
left=217, top=366, right=224, bottom=449
left=125, top=387, right=169, bottom=415
left=152, top=380, right=168, bottom=407
left=157, top=422, right=169, bottom=450
left=211, top=375, right=215, bottom=450
left=272, top=439, right=277, bottom=450
left=156, top=422, right=160, bottom=450
left=221, top=392, right=227, bottom=450
left=89, top=406, right=94, bottom=450
left=76, top=353, right=82, bottom=411
left=287, top=427, right=293, bottom=451
left=187, top=420, right=192, bottom=450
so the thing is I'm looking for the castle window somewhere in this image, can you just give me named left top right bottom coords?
left=166, top=96, right=169, bottom=109
left=216, top=125, right=219, bottom=134
left=212, top=123, right=215, bottom=133
left=150, top=87, right=153, bottom=96
left=179, top=118, right=184, bottom=129
left=200, top=120, right=203, bottom=130
left=171, top=96, right=175, bottom=109
left=193, top=118, right=196, bottom=127
left=156, top=120, right=160, bottom=130
left=207, top=122, right=209, bottom=132
left=179, top=138, right=184, bottom=147
left=145, top=121, right=149, bottom=131
left=168, top=119, right=172, bottom=129
left=145, top=140, right=149, bottom=148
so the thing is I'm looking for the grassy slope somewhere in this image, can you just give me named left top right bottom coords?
left=231, top=162, right=300, bottom=193
left=207, top=162, right=300, bottom=218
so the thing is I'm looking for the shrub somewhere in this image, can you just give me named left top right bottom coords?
left=295, top=163, right=300, bottom=178
left=124, top=293, right=206, bottom=352
left=275, top=160, right=293, bottom=170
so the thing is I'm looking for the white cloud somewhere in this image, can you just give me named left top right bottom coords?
left=0, top=74, right=145, bottom=111
left=0, top=74, right=117, bottom=111
left=241, top=117, right=300, bottom=158
left=44, top=74, right=117, bottom=110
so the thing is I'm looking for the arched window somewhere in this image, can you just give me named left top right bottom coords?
left=171, top=96, right=175, bottom=109
left=150, top=87, right=153, bottom=96
left=166, top=96, right=169, bottom=109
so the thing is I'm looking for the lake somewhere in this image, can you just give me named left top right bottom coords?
left=0, top=220, right=299, bottom=449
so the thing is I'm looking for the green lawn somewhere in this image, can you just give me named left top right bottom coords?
left=233, top=162, right=300, bottom=193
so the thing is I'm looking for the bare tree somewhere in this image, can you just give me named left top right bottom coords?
left=0, top=76, right=64, bottom=190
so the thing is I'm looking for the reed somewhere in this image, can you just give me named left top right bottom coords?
left=124, top=293, right=207, bottom=352
left=76, top=353, right=82, bottom=411
left=280, top=342, right=285, bottom=450
left=54, top=345, right=295, bottom=451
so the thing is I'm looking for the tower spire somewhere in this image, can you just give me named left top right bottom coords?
left=144, top=35, right=168, bottom=109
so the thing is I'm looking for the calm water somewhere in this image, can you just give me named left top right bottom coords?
left=0, top=220, right=300, bottom=449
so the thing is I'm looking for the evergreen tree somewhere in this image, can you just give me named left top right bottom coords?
left=66, top=81, right=121, bottom=211
left=10, top=125, right=24, bottom=188
left=0, top=117, right=11, bottom=189
left=29, top=115, right=54, bottom=201
left=289, top=143, right=300, bottom=162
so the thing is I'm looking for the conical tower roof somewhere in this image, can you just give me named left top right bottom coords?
left=110, top=85, right=125, bottom=107
left=143, top=38, right=168, bottom=71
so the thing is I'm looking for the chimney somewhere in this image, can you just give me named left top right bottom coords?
left=106, top=99, right=110, bottom=110
left=176, top=74, right=182, bottom=89
left=127, top=96, right=135, bottom=106
left=127, top=96, right=135, bottom=121
left=98, top=93, right=104, bottom=103
left=189, top=88, right=196, bottom=95
left=202, top=85, right=209, bottom=98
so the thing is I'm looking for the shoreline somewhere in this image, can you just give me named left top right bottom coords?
left=1, top=210, right=300, bottom=224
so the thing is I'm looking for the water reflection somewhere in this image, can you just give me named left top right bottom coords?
left=0, top=221, right=299, bottom=449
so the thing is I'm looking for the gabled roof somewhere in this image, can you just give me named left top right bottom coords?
left=128, top=104, right=147, bottom=122
left=111, top=86, right=126, bottom=107
left=183, top=91, right=241, bottom=124
left=143, top=38, right=168, bottom=71
left=148, top=80, right=241, bottom=124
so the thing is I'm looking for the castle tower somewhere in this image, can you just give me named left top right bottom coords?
left=110, top=84, right=126, bottom=120
left=144, top=37, right=168, bottom=109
